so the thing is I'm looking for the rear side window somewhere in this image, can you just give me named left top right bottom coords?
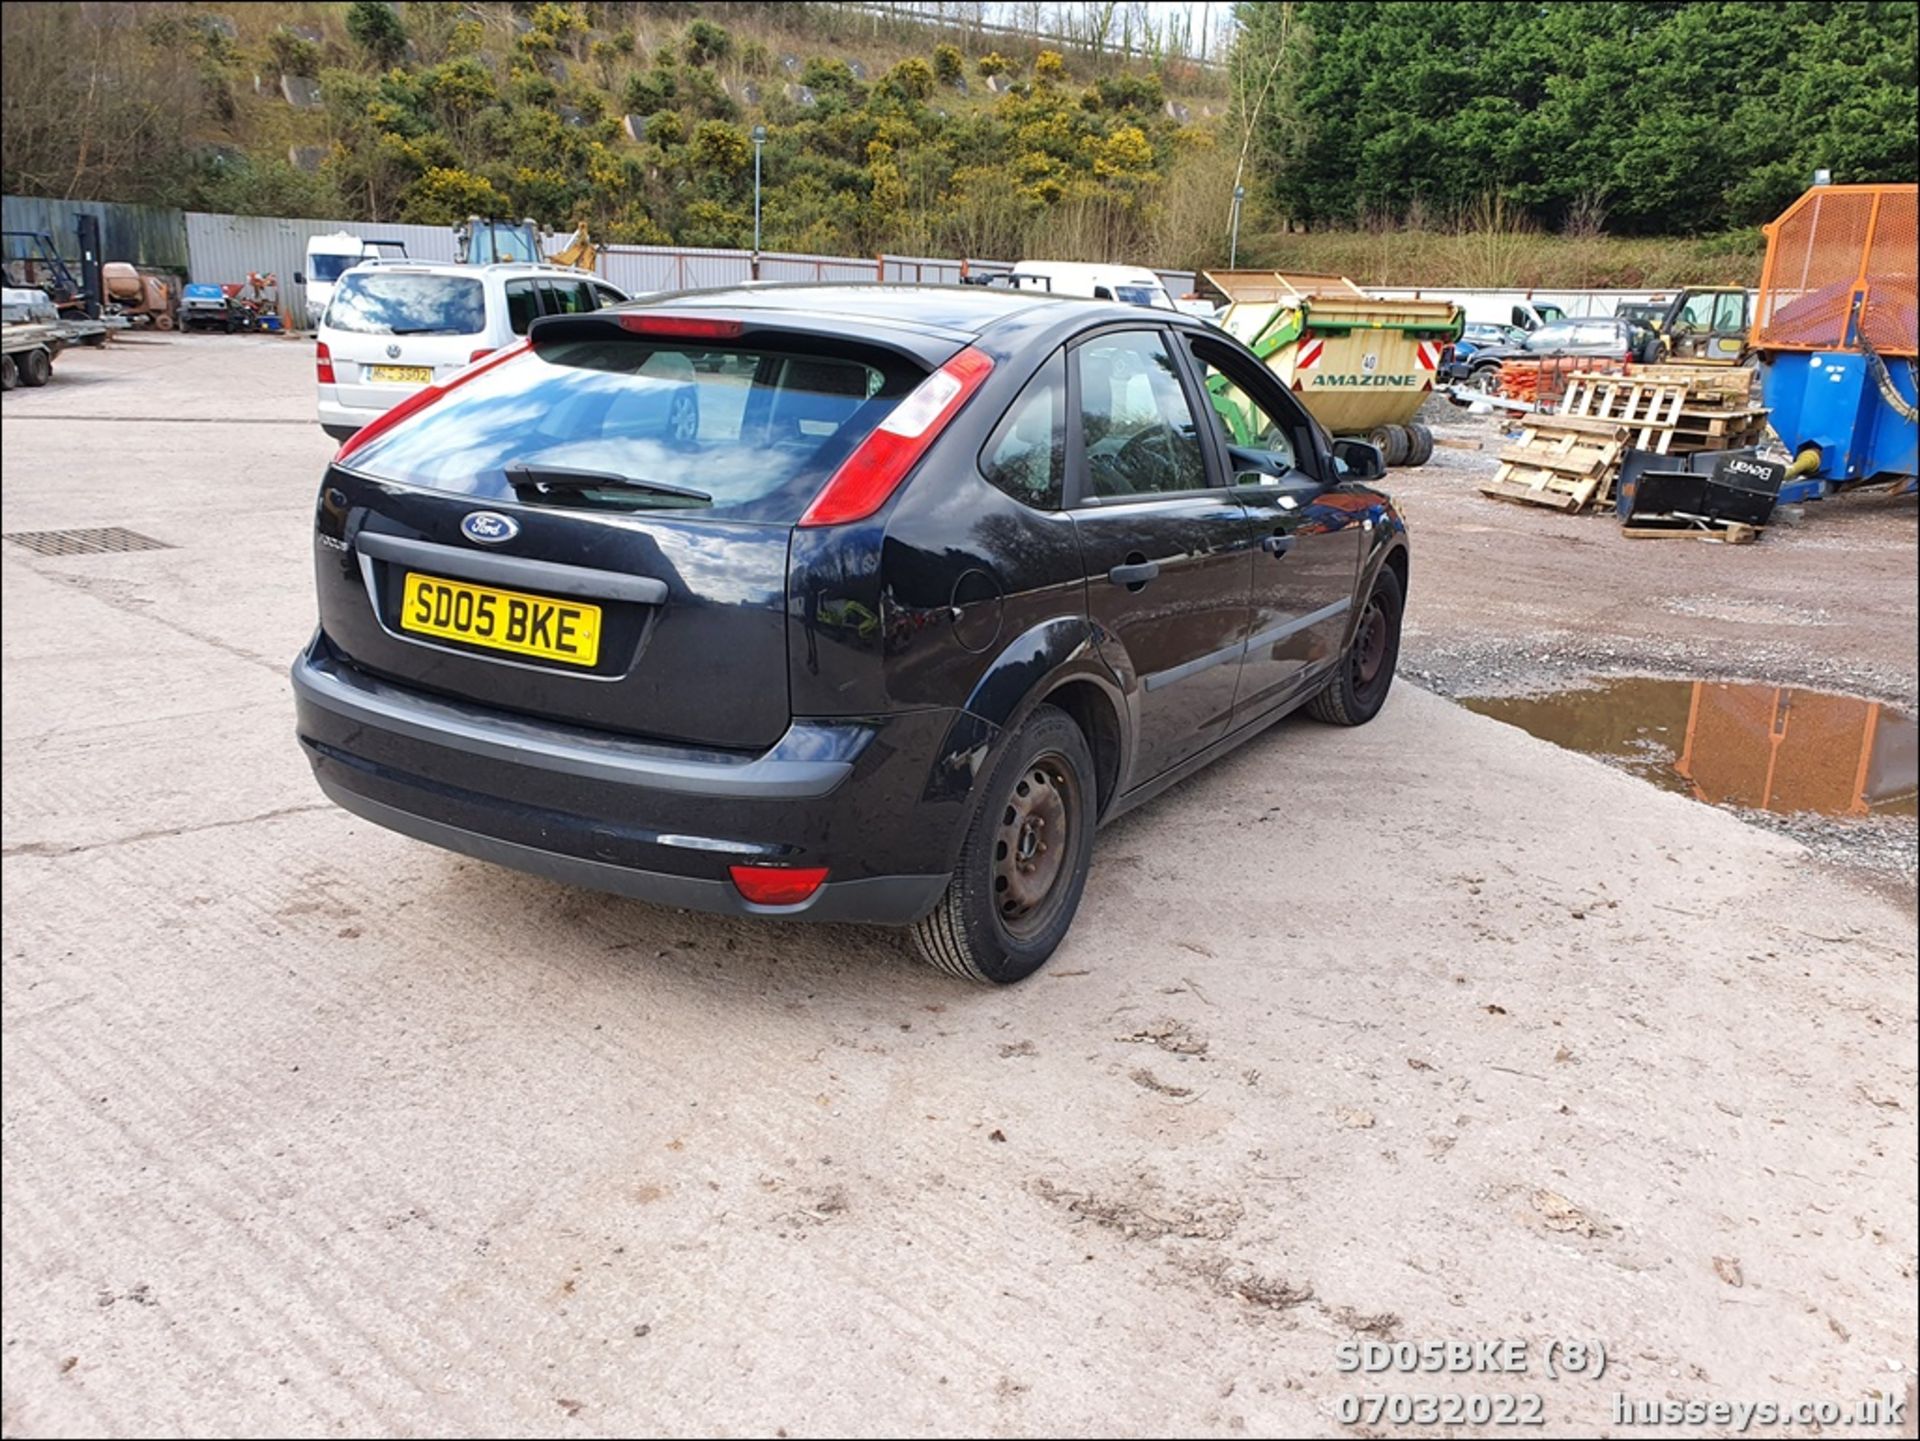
left=981, top=351, right=1064, bottom=510
left=505, top=280, right=540, bottom=335
left=343, top=338, right=922, bottom=522
left=327, top=273, right=484, bottom=336
left=541, top=279, right=596, bottom=315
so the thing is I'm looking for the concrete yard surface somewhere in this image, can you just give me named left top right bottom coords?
left=3, top=337, right=1916, bottom=1437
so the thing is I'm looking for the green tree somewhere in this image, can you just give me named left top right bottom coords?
left=399, top=165, right=507, bottom=223
left=683, top=19, right=733, bottom=67
left=345, top=2, right=407, bottom=67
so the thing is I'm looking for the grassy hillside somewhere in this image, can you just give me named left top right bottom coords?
left=1245, top=221, right=1768, bottom=291
left=2, top=1, right=1234, bottom=267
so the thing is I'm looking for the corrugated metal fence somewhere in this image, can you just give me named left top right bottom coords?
left=185, top=214, right=459, bottom=328
left=2, top=194, right=189, bottom=272
left=5, top=196, right=1202, bottom=328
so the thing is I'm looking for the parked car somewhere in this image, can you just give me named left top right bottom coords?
left=315, top=260, right=629, bottom=440
left=1443, top=320, right=1528, bottom=369
left=292, top=285, right=1409, bottom=983
left=1003, top=260, right=1176, bottom=310
left=1440, top=316, right=1653, bottom=393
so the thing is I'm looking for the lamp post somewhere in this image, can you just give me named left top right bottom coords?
left=751, top=124, right=767, bottom=280
left=1229, top=184, right=1245, bottom=268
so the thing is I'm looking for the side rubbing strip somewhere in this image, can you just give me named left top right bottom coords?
left=1142, top=597, right=1352, bottom=693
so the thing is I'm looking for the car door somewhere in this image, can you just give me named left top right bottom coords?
left=1066, top=327, right=1254, bottom=789
left=1180, top=331, right=1364, bottom=716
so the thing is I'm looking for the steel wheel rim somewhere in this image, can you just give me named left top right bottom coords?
left=1353, top=597, right=1390, bottom=690
left=669, top=393, right=697, bottom=441
left=993, top=751, right=1075, bottom=939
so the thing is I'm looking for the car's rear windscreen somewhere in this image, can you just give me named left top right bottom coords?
left=342, top=337, right=929, bottom=521
left=327, top=272, right=485, bottom=336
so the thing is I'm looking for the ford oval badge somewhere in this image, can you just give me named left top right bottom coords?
left=461, top=511, right=519, bottom=545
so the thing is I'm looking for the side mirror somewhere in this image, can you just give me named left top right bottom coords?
left=1331, top=438, right=1386, bottom=481
left=293, top=271, right=306, bottom=285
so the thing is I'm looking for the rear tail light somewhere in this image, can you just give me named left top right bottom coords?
left=799, top=346, right=996, bottom=527
left=616, top=314, right=744, bottom=339
left=468, top=347, right=495, bottom=363
left=332, top=339, right=531, bottom=464
left=729, top=865, right=829, bottom=906
left=315, top=340, right=334, bottom=384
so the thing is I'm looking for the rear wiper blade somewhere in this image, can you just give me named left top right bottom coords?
left=387, top=326, right=463, bottom=335
left=505, top=464, right=711, bottom=503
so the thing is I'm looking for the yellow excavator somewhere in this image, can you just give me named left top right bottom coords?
left=549, top=224, right=598, bottom=273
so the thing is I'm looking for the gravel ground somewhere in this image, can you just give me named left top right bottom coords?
left=1391, top=393, right=1918, bottom=893
left=1397, top=393, right=1918, bottom=711
left=2, top=337, right=1916, bottom=1437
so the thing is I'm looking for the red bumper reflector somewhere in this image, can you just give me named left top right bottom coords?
left=729, top=865, right=830, bottom=906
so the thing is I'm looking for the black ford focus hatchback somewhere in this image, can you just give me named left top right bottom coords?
left=293, top=284, right=1409, bottom=983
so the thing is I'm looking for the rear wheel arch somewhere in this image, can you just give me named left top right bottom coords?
left=1040, top=677, right=1123, bottom=820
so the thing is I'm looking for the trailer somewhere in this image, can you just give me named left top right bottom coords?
left=2, top=316, right=107, bottom=390
left=1750, top=183, right=1918, bottom=501
left=1205, top=271, right=1463, bottom=466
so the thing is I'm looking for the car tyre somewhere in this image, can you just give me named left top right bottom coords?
left=1, top=354, right=17, bottom=391
left=18, top=347, right=54, bottom=387
left=1467, top=364, right=1502, bottom=395
left=1366, top=424, right=1409, bottom=467
left=1403, top=422, right=1435, bottom=466
left=1307, top=564, right=1404, bottom=727
left=909, top=703, right=1096, bottom=986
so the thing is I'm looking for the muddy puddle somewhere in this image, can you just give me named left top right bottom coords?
left=1463, top=677, right=1918, bottom=819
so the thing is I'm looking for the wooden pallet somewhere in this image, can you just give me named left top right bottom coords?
left=1623, top=519, right=1762, bottom=545
left=1481, top=420, right=1627, bottom=512
left=1559, top=373, right=1768, bottom=460
left=1601, top=364, right=1757, bottom=403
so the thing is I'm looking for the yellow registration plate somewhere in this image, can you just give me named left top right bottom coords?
left=400, top=573, right=602, bottom=667
left=368, top=364, right=434, bottom=385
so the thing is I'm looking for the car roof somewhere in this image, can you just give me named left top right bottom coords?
left=615, top=282, right=1183, bottom=345
left=348, top=259, right=599, bottom=280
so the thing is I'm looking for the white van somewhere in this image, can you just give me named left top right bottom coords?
left=1006, top=261, right=1174, bottom=310
left=315, top=260, right=627, bottom=439
left=297, top=232, right=411, bottom=325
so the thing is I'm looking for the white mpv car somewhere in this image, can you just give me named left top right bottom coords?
left=315, top=261, right=629, bottom=439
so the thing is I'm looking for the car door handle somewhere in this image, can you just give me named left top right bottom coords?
left=1261, top=534, right=1296, bottom=557
left=1107, top=560, right=1160, bottom=588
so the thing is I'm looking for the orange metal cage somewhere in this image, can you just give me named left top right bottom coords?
left=1751, top=183, right=1918, bottom=357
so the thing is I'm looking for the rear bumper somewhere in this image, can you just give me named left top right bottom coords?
left=317, top=390, right=386, bottom=439
left=291, top=634, right=967, bottom=925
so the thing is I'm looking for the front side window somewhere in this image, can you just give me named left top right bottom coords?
left=980, top=351, right=1065, bottom=509
left=1712, top=291, right=1749, bottom=333
left=1676, top=292, right=1715, bottom=331
left=1074, top=330, right=1210, bottom=501
left=326, top=273, right=485, bottom=336
left=1185, top=337, right=1303, bottom=479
